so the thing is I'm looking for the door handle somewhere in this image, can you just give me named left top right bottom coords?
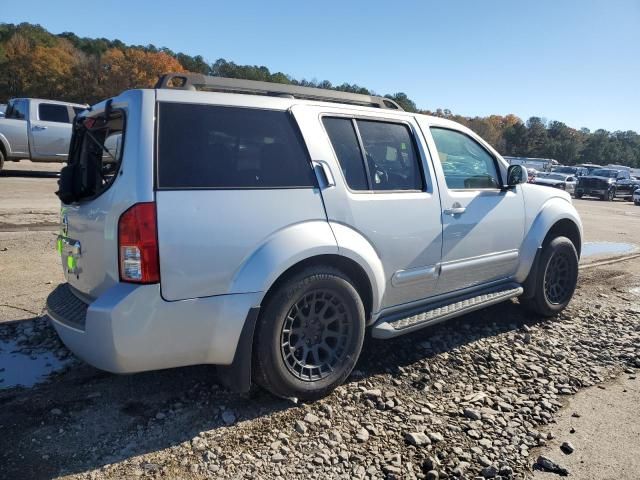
left=443, top=203, right=466, bottom=216
left=32, top=125, right=47, bottom=131
left=312, top=160, right=335, bottom=188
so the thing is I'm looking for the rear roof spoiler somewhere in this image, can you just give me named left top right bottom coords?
left=155, top=72, right=403, bottom=111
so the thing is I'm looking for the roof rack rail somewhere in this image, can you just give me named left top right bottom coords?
left=155, top=73, right=403, bottom=111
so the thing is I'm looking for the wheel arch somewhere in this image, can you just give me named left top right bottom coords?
left=515, top=198, right=583, bottom=283
left=259, top=253, right=375, bottom=324
left=229, top=221, right=384, bottom=321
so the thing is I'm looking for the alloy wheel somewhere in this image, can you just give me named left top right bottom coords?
left=280, top=289, right=353, bottom=382
left=544, top=251, right=572, bottom=304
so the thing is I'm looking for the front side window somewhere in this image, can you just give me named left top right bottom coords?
left=39, top=104, right=70, bottom=123
left=157, top=103, right=316, bottom=189
left=430, top=128, right=500, bottom=189
left=324, top=117, right=424, bottom=191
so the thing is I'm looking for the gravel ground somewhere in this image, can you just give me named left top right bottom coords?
left=1, top=259, right=639, bottom=480
left=1, top=163, right=640, bottom=480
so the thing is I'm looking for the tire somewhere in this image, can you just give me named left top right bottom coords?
left=0, top=148, right=4, bottom=173
left=253, top=266, right=365, bottom=400
left=521, top=236, right=579, bottom=317
left=635, top=200, right=640, bottom=206
left=605, top=188, right=615, bottom=201
left=574, top=192, right=582, bottom=199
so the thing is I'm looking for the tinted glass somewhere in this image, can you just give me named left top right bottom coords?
left=157, top=103, right=316, bottom=189
left=6, top=99, right=27, bottom=120
left=357, top=120, right=423, bottom=191
left=322, top=117, right=368, bottom=190
left=430, top=128, right=500, bottom=189
left=591, top=169, right=617, bottom=178
left=39, top=104, right=70, bottom=123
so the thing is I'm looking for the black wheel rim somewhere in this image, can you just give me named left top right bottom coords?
left=544, top=251, right=572, bottom=304
left=280, top=289, right=352, bottom=382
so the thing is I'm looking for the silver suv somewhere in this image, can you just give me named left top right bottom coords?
left=47, top=73, right=582, bottom=399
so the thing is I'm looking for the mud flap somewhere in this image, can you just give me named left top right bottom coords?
left=521, top=247, right=542, bottom=300
left=216, top=307, right=260, bottom=393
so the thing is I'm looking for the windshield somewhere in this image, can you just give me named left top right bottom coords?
left=553, top=167, right=576, bottom=174
left=56, top=108, right=125, bottom=203
left=591, top=169, right=618, bottom=178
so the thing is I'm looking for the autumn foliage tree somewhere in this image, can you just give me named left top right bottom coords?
left=0, top=22, right=638, bottom=167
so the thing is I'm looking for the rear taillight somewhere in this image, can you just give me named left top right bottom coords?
left=118, top=202, right=160, bottom=283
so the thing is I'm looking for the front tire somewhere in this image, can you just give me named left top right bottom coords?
left=605, top=188, right=615, bottom=201
left=574, top=192, right=583, bottom=199
left=0, top=149, right=5, bottom=173
left=521, top=236, right=579, bottom=317
left=253, top=266, right=365, bottom=400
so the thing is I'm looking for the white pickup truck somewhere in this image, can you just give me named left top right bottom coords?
left=0, top=98, right=87, bottom=171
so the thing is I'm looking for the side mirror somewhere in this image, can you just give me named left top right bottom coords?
left=506, top=164, right=527, bottom=187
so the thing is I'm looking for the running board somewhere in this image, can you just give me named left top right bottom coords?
left=372, top=284, right=523, bottom=339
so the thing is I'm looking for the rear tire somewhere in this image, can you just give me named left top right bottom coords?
left=253, top=266, right=365, bottom=400
left=0, top=149, right=4, bottom=173
left=574, top=192, right=582, bottom=199
left=521, top=236, right=579, bottom=317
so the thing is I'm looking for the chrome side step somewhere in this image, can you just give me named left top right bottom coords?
left=372, top=284, right=523, bottom=339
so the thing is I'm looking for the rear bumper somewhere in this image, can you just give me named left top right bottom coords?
left=46, top=282, right=261, bottom=374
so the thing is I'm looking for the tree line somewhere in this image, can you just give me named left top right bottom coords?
left=1, top=22, right=638, bottom=167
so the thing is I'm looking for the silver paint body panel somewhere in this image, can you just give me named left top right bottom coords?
left=50, top=87, right=582, bottom=374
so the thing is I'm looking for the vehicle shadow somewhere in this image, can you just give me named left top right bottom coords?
left=0, top=169, right=60, bottom=178
left=0, top=300, right=546, bottom=479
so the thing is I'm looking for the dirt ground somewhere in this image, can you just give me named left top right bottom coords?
left=1, top=162, right=640, bottom=480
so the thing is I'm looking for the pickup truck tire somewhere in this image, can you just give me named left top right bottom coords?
left=574, top=192, right=582, bottom=199
left=521, top=236, right=579, bottom=317
left=605, top=188, right=615, bottom=201
left=253, top=266, right=365, bottom=400
left=0, top=148, right=4, bottom=172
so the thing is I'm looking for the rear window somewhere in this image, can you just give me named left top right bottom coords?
left=157, top=103, right=316, bottom=189
left=39, top=103, right=70, bottom=123
left=57, top=109, right=125, bottom=203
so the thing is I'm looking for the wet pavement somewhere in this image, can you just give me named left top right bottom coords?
left=581, top=241, right=638, bottom=259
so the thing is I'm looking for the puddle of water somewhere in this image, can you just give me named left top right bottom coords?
left=582, top=242, right=638, bottom=258
left=0, top=339, right=70, bottom=389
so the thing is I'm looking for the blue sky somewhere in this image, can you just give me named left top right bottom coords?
left=4, top=0, right=639, bottom=132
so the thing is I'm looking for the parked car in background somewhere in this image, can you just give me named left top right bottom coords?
left=47, top=73, right=582, bottom=400
left=0, top=104, right=6, bottom=118
left=574, top=168, right=634, bottom=201
left=533, top=172, right=577, bottom=194
left=551, top=165, right=589, bottom=177
left=615, top=177, right=640, bottom=201
left=576, top=163, right=602, bottom=175
left=0, top=98, right=87, bottom=171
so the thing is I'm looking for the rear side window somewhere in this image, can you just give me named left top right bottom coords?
left=157, top=103, right=316, bottom=189
left=322, top=118, right=368, bottom=190
left=39, top=103, right=70, bottom=123
left=357, top=120, right=423, bottom=191
left=323, top=117, right=424, bottom=191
